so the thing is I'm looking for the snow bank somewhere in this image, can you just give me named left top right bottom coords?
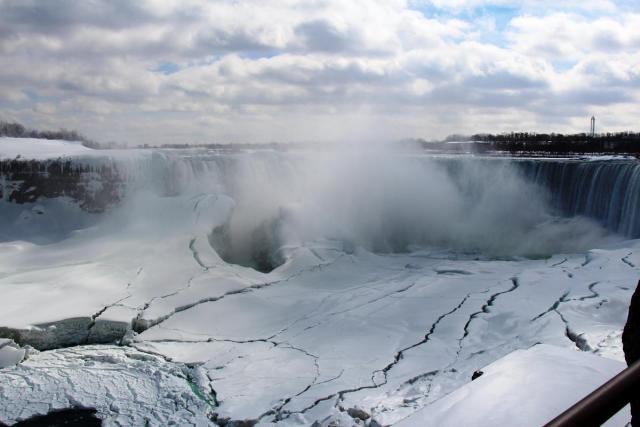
left=396, top=344, right=630, bottom=427
left=0, top=137, right=95, bottom=160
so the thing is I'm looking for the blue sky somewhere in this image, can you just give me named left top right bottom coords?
left=0, top=0, right=638, bottom=144
left=416, top=3, right=518, bottom=26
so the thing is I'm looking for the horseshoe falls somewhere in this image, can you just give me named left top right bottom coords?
left=0, top=138, right=636, bottom=426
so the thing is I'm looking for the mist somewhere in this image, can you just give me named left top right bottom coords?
left=208, top=143, right=613, bottom=271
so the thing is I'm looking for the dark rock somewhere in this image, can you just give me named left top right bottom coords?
left=212, top=415, right=230, bottom=426
left=471, top=370, right=484, bottom=380
left=347, top=407, right=370, bottom=421
left=225, top=420, right=258, bottom=427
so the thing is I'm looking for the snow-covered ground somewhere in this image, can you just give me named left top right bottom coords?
left=0, top=139, right=637, bottom=426
left=0, top=137, right=96, bottom=160
left=396, top=344, right=629, bottom=427
left=0, top=137, right=153, bottom=162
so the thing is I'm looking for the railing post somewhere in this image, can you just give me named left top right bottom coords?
left=544, top=359, right=640, bottom=427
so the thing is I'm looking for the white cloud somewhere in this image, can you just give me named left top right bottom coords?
left=507, top=13, right=640, bottom=60
left=0, top=0, right=638, bottom=144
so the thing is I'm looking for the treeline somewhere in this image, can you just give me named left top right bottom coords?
left=435, top=131, right=640, bottom=155
left=0, top=120, right=101, bottom=149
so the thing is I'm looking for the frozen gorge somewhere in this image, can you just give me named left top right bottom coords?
left=0, top=137, right=638, bottom=426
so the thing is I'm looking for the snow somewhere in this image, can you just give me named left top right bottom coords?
left=395, top=344, right=630, bottom=427
left=0, top=137, right=95, bottom=160
left=0, top=147, right=637, bottom=426
left=581, top=155, right=637, bottom=161
left=0, top=345, right=214, bottom=425
left=0, top=136, right=151, bottom=164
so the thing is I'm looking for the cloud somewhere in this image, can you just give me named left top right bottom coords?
left=506, top=13, right=640, bottom=60
left=419, top=0, right=619, bottom=14
left=0, top=0, right=638, bottom=144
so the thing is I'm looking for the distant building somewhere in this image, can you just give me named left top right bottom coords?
left=590, top=116, right=596, bottom=137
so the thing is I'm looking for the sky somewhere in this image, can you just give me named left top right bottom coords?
left=0, top=0, right=639, bottom=145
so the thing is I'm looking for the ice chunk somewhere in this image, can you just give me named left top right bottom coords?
left=0, top=338, right=25, bottom=368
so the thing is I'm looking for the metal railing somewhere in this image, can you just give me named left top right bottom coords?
left=544, top=359, right=640, bottom=427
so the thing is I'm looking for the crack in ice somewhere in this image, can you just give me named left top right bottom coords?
left=273, top=288, right=481, bottom=420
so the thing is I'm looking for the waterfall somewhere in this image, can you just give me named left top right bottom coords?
left=2, top=149, right=639, bottom=253
left=516, top=159, right=640, bottom=238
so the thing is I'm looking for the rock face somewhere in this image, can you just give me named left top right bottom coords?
left=0, top=318, right=130, bottom=351
left=622, top=280, right=640, bottom=426
left=0, top=159, right=124, bottom=213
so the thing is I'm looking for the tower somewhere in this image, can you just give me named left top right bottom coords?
left=590, top=116, right=595, bottom=137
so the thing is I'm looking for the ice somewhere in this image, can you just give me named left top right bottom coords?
left=1, top=242, right=635, bottom=425
left=128, top=245, right=635, bottom=425
left=0, top=345, right=214, bottom=425
left=0, top=339, right=25, bottom=368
